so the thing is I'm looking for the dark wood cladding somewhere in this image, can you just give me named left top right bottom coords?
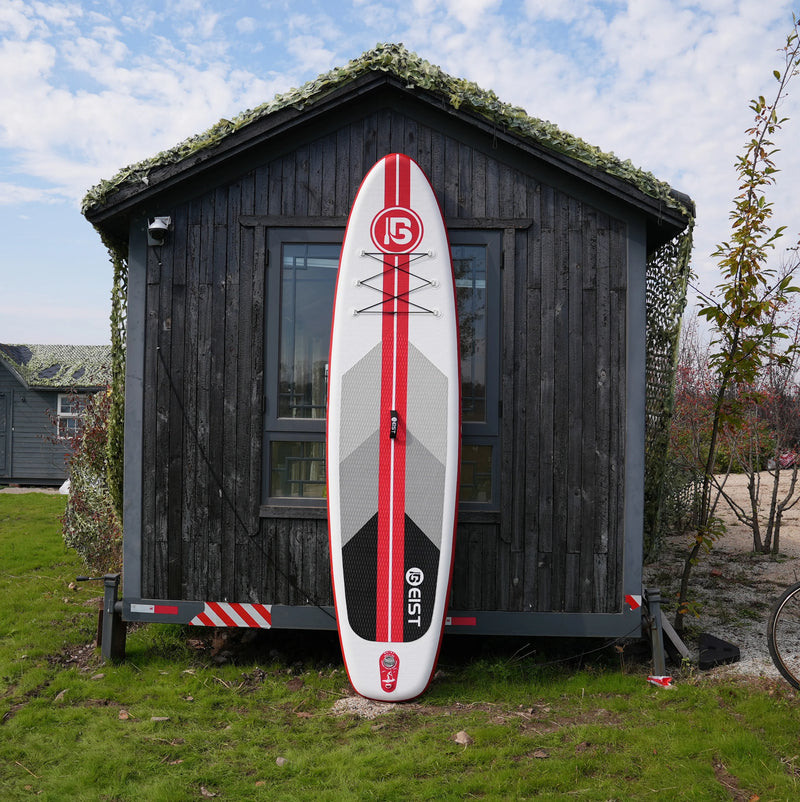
left=140, top=107, right=627, bottom=615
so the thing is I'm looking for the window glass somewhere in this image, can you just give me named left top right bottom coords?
left=266, top=230, right=498, bottom=508
left=279, top=243, right=339, bottom=419
left=453, top=245, right=487, bottom=423
left=460, top=444, right=493, bottom=503
left=57, top=393, right=86, bottom=439
left=270, top=440, right=326, bottom=498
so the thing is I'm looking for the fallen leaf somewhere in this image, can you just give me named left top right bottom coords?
left=151, top=716, right=170, bottom=722
left=200, top=786, right=217, bottom=798
left=169, top=759, right=183, bottom=766
left=255, top=780, right=266, bottom=787
left=533, top=748, right=549, bottom=759
left=276, top=756, right=288, bottom=767
left=118, top=710, right=131, bottom=720
left=295, top=711, right=313, bottom=719
left=286, top=678, right=304, bottom=692
left=91, top=673, right=105, bottom=680
left=54, top=689, right=67, bottom=702
left=454, top=730, right=473, bottom=746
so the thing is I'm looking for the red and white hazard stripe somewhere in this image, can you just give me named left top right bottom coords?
left=189, top=602, right=272, bottom=628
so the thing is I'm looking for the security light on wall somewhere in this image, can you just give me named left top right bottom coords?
left=147, top=216, right=172, bottom=246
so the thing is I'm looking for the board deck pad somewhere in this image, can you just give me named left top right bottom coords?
left=327, top=153, right=460, bottom=701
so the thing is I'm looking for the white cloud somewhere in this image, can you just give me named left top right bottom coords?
left=442, top=0, right=502, bottom=29
left=1, top=0, right=799, bottom=310
left=0, top=182, right=64, bottom=205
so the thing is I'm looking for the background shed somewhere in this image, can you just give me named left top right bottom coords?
left=0, top=343, right=111, bottom=486
left=83, top=45, right=693, bottom=640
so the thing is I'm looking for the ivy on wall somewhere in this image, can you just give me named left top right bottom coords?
left=100, top=231, right=127, bottom=519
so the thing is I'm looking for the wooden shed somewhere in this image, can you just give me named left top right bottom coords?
left=0, top=344, right=111, bottom=486
left=83, top=45, right=693, bottom=642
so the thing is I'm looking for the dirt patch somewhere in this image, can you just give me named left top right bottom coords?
left=46, top=642, right=103, bottom=672
left=712, top=757, right=753, bottom=801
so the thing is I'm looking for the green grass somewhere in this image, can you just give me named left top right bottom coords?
left=2, top=493, right=800, bottom=800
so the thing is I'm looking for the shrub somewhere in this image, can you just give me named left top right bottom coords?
left=62, top=388, right=122, bottom=572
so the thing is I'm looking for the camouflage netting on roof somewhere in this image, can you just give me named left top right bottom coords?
left=643, top=225, right=694, bottom=561
left=82, top=43, right=691, bottom=218
left=0, top=344, right=112, bottom=389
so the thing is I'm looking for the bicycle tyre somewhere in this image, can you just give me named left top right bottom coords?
left=767, top=580, right=800, bottom=690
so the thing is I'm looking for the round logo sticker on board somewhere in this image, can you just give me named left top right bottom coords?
left=379, top=650, right=400, bottom=692
left=370, top=206, right=424, bottom=254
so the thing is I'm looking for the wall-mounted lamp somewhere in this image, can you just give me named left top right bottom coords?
left=147, top=216, right=172, bottom=247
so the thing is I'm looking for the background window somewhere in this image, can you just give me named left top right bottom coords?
left=57, top=393, right=87, bottom=439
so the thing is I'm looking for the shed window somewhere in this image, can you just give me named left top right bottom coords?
left=57, top=393, right=87, bottom=439
left=279, top=243, right=338, bottom=419
left=264, top=228, right=500, bottom=507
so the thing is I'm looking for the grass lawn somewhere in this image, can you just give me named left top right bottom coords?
left=1, top=492, right=799, bottom=801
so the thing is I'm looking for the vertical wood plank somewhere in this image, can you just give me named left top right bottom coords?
left=335, top=125, right=351, bottom=216
left=566, top=197, right=585, bottom=609
left=537, top=183, right=555, bottom=609
left=182, top=206, right=201, bottom=599
left=205, top=185, right=228, bottom=599
left=580, top=209, right=598, bottom=612
left=167, top=203, right=187, bottom=599
left=551, top=190, right=571, bottom=611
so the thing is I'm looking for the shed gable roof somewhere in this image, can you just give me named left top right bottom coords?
left=0, top=344, right=112, bottom=390
left=82, top=43, right=692, bottom=225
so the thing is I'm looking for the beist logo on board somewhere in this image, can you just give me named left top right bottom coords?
left=370, top=206, right=424, bottom=254
left=379, top=650, right=400, bottom=692
left=405, top=567, right=425, bottom=628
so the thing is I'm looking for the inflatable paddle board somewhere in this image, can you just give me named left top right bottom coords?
left=327, top=153, right=461, bottom=701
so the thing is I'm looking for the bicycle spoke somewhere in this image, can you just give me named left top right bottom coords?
left=768, top=581, right=800, bottom=690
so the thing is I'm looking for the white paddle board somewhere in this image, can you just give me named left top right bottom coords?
left=327, top=153, right=461, bottom=701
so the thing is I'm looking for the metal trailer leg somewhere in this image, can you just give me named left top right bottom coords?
left=643, top=587, right=691, bottom=676
left=644, top=587, right=668, bottom=676
left=101, top=573, right=127, bottom=662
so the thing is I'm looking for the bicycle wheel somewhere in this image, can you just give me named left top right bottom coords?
left=767, top=580, right=800, bottom=690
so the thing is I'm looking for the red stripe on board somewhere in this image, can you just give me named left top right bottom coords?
left=375, top=154, right=414, bottom=642
left=196, top=612, right=215, bottom=627
left=392, top=156, right=411, bottom=641
left=391, top=253, right=409, bottom=641
left=153, top=605, right=179, bottom=615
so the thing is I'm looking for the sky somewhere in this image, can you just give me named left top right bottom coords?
left=1, top=0, right=799, bottom=345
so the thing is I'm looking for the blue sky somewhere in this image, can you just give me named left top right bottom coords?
left=1, top=0, right=799, bottom=344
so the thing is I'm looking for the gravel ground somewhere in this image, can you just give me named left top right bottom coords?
left=644, top=472, right=800, bottom=682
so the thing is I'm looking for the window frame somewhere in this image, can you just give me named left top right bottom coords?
left=262, top=227, right=502, bottom=510
left=56, top=393, right=87, bottom=440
